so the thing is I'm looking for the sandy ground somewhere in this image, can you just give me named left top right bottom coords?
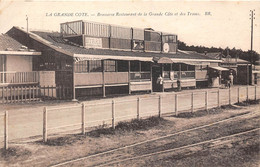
left=0, top=102, right=259, bottom=167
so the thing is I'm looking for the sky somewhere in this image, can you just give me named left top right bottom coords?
left=0, top=0, right=259, bottom=53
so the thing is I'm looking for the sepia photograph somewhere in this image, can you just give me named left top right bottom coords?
left=0, top=0, right=260, bottom=166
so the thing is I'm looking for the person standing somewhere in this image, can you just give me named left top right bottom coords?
left=229, top=72, right=234, bottom=86
left=157, top=74, right=163, bottom=91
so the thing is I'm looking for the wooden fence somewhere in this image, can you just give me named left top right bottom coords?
left=1, top=85, right=259, bottom=149
left=40, top=85, right=259, bottom=142
left=0, top=85, right=72, bottom=103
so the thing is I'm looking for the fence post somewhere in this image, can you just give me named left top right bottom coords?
left=247, top=85, right=249, bottom=101
left=158, top=95, right=162, bottom=117
left=21, top=86, right=24, bottom=102
left=217, top=88, right=220, bottom=107
left=191, top=92, right=194, bottom=113
left=4, top=111, right=8, bottom=150
left=175, top=94, right=178, bottom=116
left=255, top=85, right=257, bottom=101
left=137, top=97, right=140, bottom=120
left=229, top=87, right=231, bottom=105
left=112, top=100, right=115, bottom=129
left=237, top=87, right=240, bottom=103
left=43, top=107, right=48, bottom=142
left=205, top=91, right=208, bottom=111
left=2, top=87, right=5, bottom=104
left=81, top=103, right=85, bottom=134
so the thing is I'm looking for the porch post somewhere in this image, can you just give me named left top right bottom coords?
left=102, top=60, right=106, bottom=97
left=150, top=62, right=153, bottom=93
left=72, top=60, right=77, bottom=101
left=162, top=64, right=164, bottom=92
left=128, top=61, right=131, bottom=94
left=247, top=63, right=249, bottom=85
left=179, top=64, right=181, bottom=79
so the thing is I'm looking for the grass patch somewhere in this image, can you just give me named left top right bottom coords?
left=116, top=116, right=167, bottom=131
left=42, top=134, right=86, bottom=146
left=87, top=116, right=167, bottom=138
left=175, top=107, right=223, bottom=118
left=0, top=147, right=32, bottom=160
left=175, top=105, right=240, bottom=118
left=235, top=99, right=260, bottom=106
left=220, top=104, right=240, bottom=110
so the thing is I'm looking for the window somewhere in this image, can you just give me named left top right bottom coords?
left=74, top=60, right=88, bottom=73
left=141, top=62, right=150, bottom=71
left=104, top=60, right=116, bottom=72
left=130, top=61, right=139, bottom=72
left=89, top=60, right=102, bottom=72
left=172, top=63, right=179, bottom=71
left=162, top=35, right=176, bottom=43
left=117, top=60, right=128, bottom=72
left=0, top=55, right=6, bottom=72
left=163, top=64, right=171, bottom=71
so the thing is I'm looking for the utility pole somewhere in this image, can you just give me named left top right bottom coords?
left=249, top=10, right=255, bottom=85
left=26, top=15, right=29, bottom=50
left=250, top=10, right=255, bottom=64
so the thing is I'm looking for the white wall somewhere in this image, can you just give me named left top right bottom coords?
left=6, top=55, right=32, bottom=72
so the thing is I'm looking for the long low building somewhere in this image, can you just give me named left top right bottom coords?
left=5, top=20, right=222, bottom=99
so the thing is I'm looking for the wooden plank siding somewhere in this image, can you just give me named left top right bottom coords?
left=195, top=71, right=208, bottom=80
left=61, top=21, right=83, bottom=35
left=75, top=73, right=102, bottom=86
left=130, top=81, right=152, bottom=91
left=110, top=38, right=131, bottom=50
left=83, top=22, right=110, bottom=37
left=104, top=72, right=128, bottom=84
left=144, top=41, right=161, bottom=52
left=111, top=26, right=131, bottom=39
left=60, top=20, right=178, bottom=53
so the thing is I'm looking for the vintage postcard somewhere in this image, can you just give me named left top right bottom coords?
left=0, top=0, right=259, bottom=166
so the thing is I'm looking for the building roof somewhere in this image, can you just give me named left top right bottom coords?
left=0, top=33, right=41, bottom=55
left=222, top=58, right=249, bottom=64
left=0, top=34, right=26, bottom=51
left=204, top=52, right=223, bottom=59
left=10, top=27, right=220, bottom=62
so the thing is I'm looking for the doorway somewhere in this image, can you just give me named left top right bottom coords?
left=152, top=64, right=162, bottom=92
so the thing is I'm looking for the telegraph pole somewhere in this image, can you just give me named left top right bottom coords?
left=250, top=10, right=255, bottom=64
left=249, top=10, right=255, bottom=85
left=26, top=15, right=29, bottom=50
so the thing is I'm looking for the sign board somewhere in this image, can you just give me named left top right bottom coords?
left=85, top=37, right=102, bottom=48
left=132, top=40, right=144, bottom=51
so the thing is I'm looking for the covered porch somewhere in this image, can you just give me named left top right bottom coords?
left=0, top=51, right=41, bottom=87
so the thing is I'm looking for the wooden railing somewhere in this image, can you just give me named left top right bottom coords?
left=0, top=71, right=39, bottom=84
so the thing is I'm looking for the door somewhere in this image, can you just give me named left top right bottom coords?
left=152, top=65, right=162, bottom=92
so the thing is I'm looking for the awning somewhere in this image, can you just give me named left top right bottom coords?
left=73, top=54, right=153, bottom=62
left=183, top=62, right=210, bottom=66
left=153, top=57, right=173, bottom=64
left=209, top=66, right=229, bottom=71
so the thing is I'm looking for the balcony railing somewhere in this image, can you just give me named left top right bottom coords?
left=0, top=71, right=39, bottom=84
left=130, top=72, right=151, bottom=81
